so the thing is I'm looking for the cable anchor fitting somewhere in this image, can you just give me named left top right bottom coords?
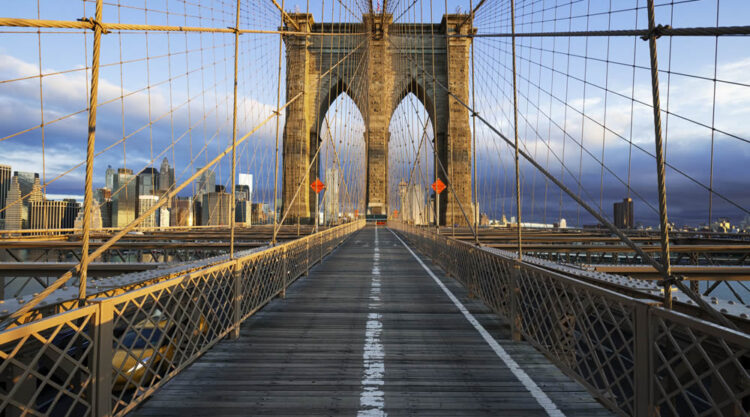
left=641, top=24, right=671, bottom=41
left=78, top=17, right=110, bottom=34
left=658, top=274, right=684, bottom=288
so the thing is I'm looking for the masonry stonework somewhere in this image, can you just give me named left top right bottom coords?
left=282, top=13, right=474, bottom=225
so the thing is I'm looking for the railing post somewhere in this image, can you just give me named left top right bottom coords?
left=230, top=259, right=242, bottom=339
left=306, top=237, right=310, bottom=276
left=633, top=302, right=653, bottom=417
left=280, top=247, right=287, bottom=299
left=510, top=261, right=522, bottom=341
left=92, top=299, right=113, bottom=417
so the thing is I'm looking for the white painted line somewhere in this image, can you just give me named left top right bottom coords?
left=358, top=227, right=387, bottom=417
left=389, top=228, right=566, bottom=417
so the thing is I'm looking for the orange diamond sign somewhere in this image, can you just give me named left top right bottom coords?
left=431, top=179, right=446, bottom=194
left=311, top=178, right=326, bottom=194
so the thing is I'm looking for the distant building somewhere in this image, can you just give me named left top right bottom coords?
left=112, top=168, right=136, bottom=227
left=400, top=183, right=426, bottom=225
left=324, top=168, right=340, bottom=224
left=201, top=190, right=231, bottom=226
left=172, top=197, right=193, bottom=227
left=613, top=198, right=634, bottom=229
left=29, top=200, right=65, bottom=232
left=4, top=175, right=23, bottom=230
left=137, top=167, right=159, bottom=205
left=238, top=173, right=253, bottom=201
left=74, top=202, right=102, bottom=230
left=138, top=195, right=159, bottom=228
left=251, top=203, right=267, bottom=224
left=193, top=200, right=202, bottom=226
left=105, top=165, right=116, bottom=190
left=3, top=172, right=43, bottom=230
left=158, top=158, right=175, bottom=192
left=95, top=187, right=113, bottom=228
left=235, top=184, right=251, bottom=202
left=158, top=206, right=170, bottom=228
left=479, top=212, right=490, bottom=226
left=197, top=168, right=216, bottom=197
left=0, top=164, right=11, bottom=222
left=236, top=200, right=252, bottom=225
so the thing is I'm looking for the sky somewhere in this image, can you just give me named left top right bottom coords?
left=0, top=0, right=749, bottom=227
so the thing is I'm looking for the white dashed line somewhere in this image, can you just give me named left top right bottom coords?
left=358, top=227, right=387, bottom=417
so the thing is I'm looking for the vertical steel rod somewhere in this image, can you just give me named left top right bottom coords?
left=510, top=0, right=522, bottom=261
left=229, top=0, right=240, bottom=260
left=79, top=0, right=104, bottom=301
left=645, top=0, right=673, bottom=308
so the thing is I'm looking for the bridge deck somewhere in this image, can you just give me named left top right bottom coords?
left=131, top=226, right=614, bottom=416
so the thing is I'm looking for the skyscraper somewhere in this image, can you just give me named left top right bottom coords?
left=238, top=173, right=253, bottom=201
left=137, top=167, right=159, bottom=202
left=197, top=168, right=216, bottom=197
left=138, top=195, right=159, bottom=228
left=201, top=189, right=231, bottom=226
left=4, top=175, right=22, bottom=230
left=112, top=168, right=136, bottom=227
left=614, top=198, right=634, bottom=229
left=158, top=158, right=175, bottom=192
left=0, top=164, right=11, bottom=222
left=105, top=165, right=116, bottom=190
left=324, top=168, right=340, bottom=223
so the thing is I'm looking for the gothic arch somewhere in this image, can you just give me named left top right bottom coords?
left=281, top=12, right=474, bottom=225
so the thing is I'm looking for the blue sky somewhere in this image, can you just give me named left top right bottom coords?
left=1, top=0, right=749, bottom=227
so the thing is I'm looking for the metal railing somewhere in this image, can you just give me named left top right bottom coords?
left=390, top=221, right=749, bottom=417
left=0, top=220, right=364, bottom=417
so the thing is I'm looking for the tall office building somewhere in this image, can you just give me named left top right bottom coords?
left=158, top=158, right=175, bottom=192
left=235, top=184, right=252, bottom=225
left=3, top=172, right=43, bottom=229
left=29, top=200, right=64, bottom=233
left=137, top=168, right=159, bottom=203
left=138, top=195, right=159, bottom=228
left=400, top=183, right=426, bottom=225
left=105, top=165, right=116, bottom=190
left=197, top=168, right=216, bottom=197
left=324, top=168, right=340, bottom=223
left=614, top=198, right=634, bottom=229
left=29, top=200, right=79, bottom=232
left=238, top=173, right=253, bottom=201
left=95, top=188, right=112, bottom=228
left=0, top=164, right=11, bottom=222
left=201, top=189, right=231, bottom=226
left=4, top=175, right=23, bottom=230
left=112, top=168, right=136, bottom=227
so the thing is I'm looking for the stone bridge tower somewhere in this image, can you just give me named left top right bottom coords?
left=281, top=13, right=474, bottom=226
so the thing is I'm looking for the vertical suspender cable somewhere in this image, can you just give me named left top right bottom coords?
left=645, top=0, right=673, bottom=308
left=79, top=0, right=105, bottom=301
left=230, top=0, right=240, bottom=259
left=510, top=0, right=522, bottom=261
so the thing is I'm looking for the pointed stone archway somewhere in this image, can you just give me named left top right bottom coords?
left=281, top=13, right=474, bottom=225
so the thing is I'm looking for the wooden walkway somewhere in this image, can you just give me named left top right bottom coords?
left=131, top=226, right=614, bottom=417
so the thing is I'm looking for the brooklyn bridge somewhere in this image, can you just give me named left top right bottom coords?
left=0, top=0, right=748, bottom=416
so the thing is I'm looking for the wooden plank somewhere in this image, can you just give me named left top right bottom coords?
left=130, top=226, right=615, bottom=417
